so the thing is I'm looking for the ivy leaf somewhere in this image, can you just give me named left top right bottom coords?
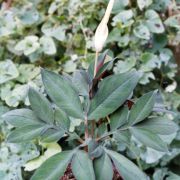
left=41, top=69, right=84, bottom=119
left=128, top=91, right=157, bottom=125
left=7, top=124, right=45, bottom=143
left=106, top=149, right=147, bottom=180
left=0, top=11, right=16, bottom=37
left=48, top=1, right=61, bottom=14
left=112, top=0, right=129, bottom=13
left=41, top=22, right=66, bottom=41
left=112, top=10, right=134, bottom=28
left=114, top=57, right=136, bottom=74
left=139, top=72, right=155, bottom=85
left=88, top=70, right=140, bottom=120
left=134, top=117, right=178, bottom=135
left=2, top=109, right=43, bottom=127
left=165, top=15, right=180, bottom=29
left=17, top=64, right=40, bottom=83
left=130, top=127, right=168, bottom=152
left=159, top=48, right=173, bottom=65
left=40, top=36, right=56, bottom=55
left=28, top=88, right=54, bottom=124
left=145, top=10, right=164, bottom=33
left=31, top=151, right=74, bottom=180
left=15, top=36, right=40, bottom=56
left=72, top=150, right=95, bottom=180
left=94, top=153, right=113, bottom=180
left=140, top=53, right=160, bottom=72
left=118, top=34, right=130, bottom=47
left=137, top=0, right=152, bottom=10
left=0, top=60, right=19, bottom=84
left=133, top=24, right=150, bottom=40
left=17, top=6, right=39, bottom=25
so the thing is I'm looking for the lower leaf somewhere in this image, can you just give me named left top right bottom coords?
left=40, top=128, right=65, bottom=143
left=106, top=149, right=147, bottom=180
left=7, top=124, right=45, bottom=143
left=94, top=152, right=113, bottom=180
left=130, top=127, right=168, bottom=152
left=31, top=151, right=74, bottom=180
left=72, top=150, right=95, bottom=180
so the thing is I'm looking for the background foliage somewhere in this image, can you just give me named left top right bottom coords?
left=0, top=0, right=180, bottom=179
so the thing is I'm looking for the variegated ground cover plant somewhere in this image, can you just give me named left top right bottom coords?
left=2, top=50, right=178, bottom=180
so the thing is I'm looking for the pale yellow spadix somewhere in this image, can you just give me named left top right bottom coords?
left=94, top=0, right=115, bottom=52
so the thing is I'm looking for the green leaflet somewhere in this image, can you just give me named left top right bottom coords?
left=31, top=151, right=74, bottom=180
left=130, top=127, right=168, bottom=152
left=106, top=149, right=147, bottom=180
left=134, top=117, right=178, bottom=135
left=7, top=124, right=45, bottom=143
left=72, top=150, right=95, bottom=180
left=54, top=107, right=70, bottom=131
left=94, top=153, right=113, bottom=180
left=41, top=69, right=84, bottom=119
left=110, top=107, right=129, bottom=130
left=2, top=108, right=43, bottom=127
left=128, top=91, right=157, bottom=125
left=88, top=70, right=140, bottom=120
left=28, top=88, right=54, bottom=124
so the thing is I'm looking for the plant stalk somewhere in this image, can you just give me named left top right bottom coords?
left=85, top=115, right=89, bottom=140
left=94, top=51, right=99, bottom=77
left=91, top=51, right=99, bottom=138
left=91, top=120, right=95, bottom=138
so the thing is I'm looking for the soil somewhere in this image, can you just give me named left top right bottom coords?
left=60, top=164, right=75, bottom=180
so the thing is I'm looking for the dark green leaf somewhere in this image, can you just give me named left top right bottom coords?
left=7, top=124, right=45, bottom=143
left=72, top=150, right=95, bottom=180
left=113, top=130, right=131, bottom=147
left=28, top=88, right=54, bottom=124
left=94, top=153, right=113, bottom=180
left=130, top=127, right=168, bottom=152
left=106, top=149, right=147, bottom=180
left=128, top=91, right=157, bottom=125
left=2, top=109, right=42, bottom=127
left=72, top=70, right=90, bottom=96
left=88, top=70, right=140, bottom=120
left=54, top=107, right=70, bottom=131
left=41, top=69, right=84, bottom=119
left=110, top=107, right=129, bottom=130
left=31, top=151, right=74, bottom=180
left=134, top=117, right=178, bottom=135
left=41, top=128, right=65, bottom=142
